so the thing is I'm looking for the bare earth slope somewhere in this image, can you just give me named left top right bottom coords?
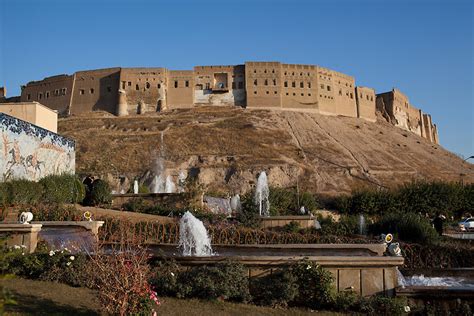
left=59, top=107, right=473, bottom=195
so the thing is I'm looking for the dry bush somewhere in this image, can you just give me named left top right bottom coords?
left=88, top=225, right=159, bottom=315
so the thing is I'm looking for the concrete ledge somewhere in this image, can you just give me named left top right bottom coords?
left=0, top=223, right=43, bottom=233
left=32, top=221, right=104, bottom=236
left=0, top=223, right=43, bottom=253
left=172, top=255, right=404, bottom=267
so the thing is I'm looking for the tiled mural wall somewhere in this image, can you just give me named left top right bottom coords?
left=0, top=113, right=75, bottom=181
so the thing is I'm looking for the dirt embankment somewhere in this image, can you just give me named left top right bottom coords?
left=59, top=107, right=474, bottom=195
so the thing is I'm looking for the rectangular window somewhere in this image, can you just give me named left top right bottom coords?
left=308, top=82, right=311, bottom=88
left=27, top=94, right=31, bottom=100
left=46, top=92, right=50, bottom=98
left=38, top=93, right=42, bottom=100
left=185, top=81, right=189, bottom=87
left=122, top=81, right=126, bottom=89
left=300, top=82, right=304, bottom=88
left=79, top=89, right=85, bottom=95
left=292, top=82, right=296, bottom=88
left=327, top=86, right=331, bottom=91
left=90, top=88, right=94, bottom=94
left=174, top=81, right=178, bottom=88
left=128, top=81, right=131, bottom=86
left=205, top=83, right=210, bottom=90
left=284, top=81, right=288, bottom=87
left=158, top=83, right=161, bottom=89
left=136, top=84, right=139, bottom=90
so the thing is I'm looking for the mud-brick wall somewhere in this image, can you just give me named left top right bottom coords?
left=0, top=113, right=75, bottom=182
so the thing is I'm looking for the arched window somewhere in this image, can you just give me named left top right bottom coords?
left=300, top=82, right=304, bottom=88
left=146, top=82, right=150, bottom=89
left=273, top=79, right=276, bottom=85
left=284, top=81, right=288, bottom=87
left=254, top=79, right=258, bottom=86
left=264, top=79, right=268, bottom=86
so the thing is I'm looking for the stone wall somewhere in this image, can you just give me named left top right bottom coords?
left=20, top=74, right=74, bottom=116
left=14, top=63, right=439, bottom=143
left=0, top=113, right=75, bottom=181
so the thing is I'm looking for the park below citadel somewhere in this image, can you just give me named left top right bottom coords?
left=0, top=64, right=473, bottom=315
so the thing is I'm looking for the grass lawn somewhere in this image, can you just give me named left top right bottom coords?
left=1, top=278, right=344, bottom=316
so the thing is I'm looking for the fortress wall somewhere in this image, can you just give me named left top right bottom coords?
left=71, top=68, right=120, bottom=115
left=332, top=70, right=357, bottom=117
left=315, top=67, right=336, bottom=115
left=20, top=75, right=74, bottom=116
left=119, top=68, right=168, bottom=113
left=355, top=86, right=376, bottom=122
left=193, top=65, right=246, bottom=106
left=167, top=70, right=194, bottom=109
left=280, top=64, right=319, bottom=111
left=245, top=62, right=282, bottom=108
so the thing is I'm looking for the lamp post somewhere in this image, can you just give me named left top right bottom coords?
left=463, top=156, right=474, bottom=162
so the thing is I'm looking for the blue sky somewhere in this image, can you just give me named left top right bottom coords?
left=0, top=0, right=472, bottom=158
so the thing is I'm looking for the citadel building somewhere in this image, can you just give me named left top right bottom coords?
left=1, top=61, right=438, bottom=143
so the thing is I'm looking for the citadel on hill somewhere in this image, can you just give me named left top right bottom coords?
left=0, top=61, right=438, bottom=144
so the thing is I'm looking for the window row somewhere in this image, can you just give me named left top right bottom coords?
left=122, top=81, right=164, bottom=90
left=253, top=69, right=276, bottom=74
left=284, top=71, right=311, bottom=76
left=78, top=86, right=112, bottom=95
left=251, top=91, right=313, bottom=97
left=359, top=93, right=374, bottom=101
left=26, top=88, right=67, bottom=101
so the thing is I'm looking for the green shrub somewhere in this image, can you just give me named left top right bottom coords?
left=290, top=260, right=335, bottom=309
left=5, top=180, right=43, bottom=205
left=175, top=261, right=251, bottom=302
left=122, top=198, right=147, bottom=212
left=358, top=295, right=407, bottom=316
left=150, top=259, right=181, bottom=297
left=72, top=177, right=86, bottom=204
left=333, top=290, right=358, bottom=311
left=0, top=247, right=90, bottom=287
left=282, top=221, right=301, bottom=233
left=348, top=189, right=399, bottom=215
left=39, top=174, right=85, bottom=204
left=250, top=270, right=298, bottom=307
left=319, top=214, right=360, bottom=236
left=370, top=212, right=439, bottom=245
left=85, top=179, right=112, bottom=207
left=269, top=187, right=319, bottom=216
left=32, top=204, right=82, bottom=221
left=238, top=193, right=261, bottom=228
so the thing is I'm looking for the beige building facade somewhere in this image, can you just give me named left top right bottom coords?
left=0, top=102, right=58, bottom=133
left=3, top=62, right=437, bottom=143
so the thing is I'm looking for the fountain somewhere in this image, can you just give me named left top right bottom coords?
left=150, top=130, right=177, bottom=194
left=178, top=211, right=213, bottom=256
left=255, top=171, right=270, bottom=217
left=165, top=175, right=176, bottom=193
left=358, top=214, right=366, bottom=235
left=230, top=194, right=242, bottom=213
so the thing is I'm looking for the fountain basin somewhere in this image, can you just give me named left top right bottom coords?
left=149, top=243, right=403, bottom=297
left=32, top=221, right=104, bottom=240
left=0, top=223, right=43, bottom=253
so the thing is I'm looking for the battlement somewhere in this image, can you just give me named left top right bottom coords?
left=10, top=61, right=438, bottom=143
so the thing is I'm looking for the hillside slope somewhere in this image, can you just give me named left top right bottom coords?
left=58, top=107, right=473, bottom=195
